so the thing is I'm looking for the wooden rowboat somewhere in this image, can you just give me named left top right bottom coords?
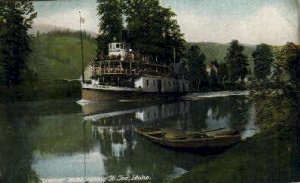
left=135, top=127, right=241, bottom=150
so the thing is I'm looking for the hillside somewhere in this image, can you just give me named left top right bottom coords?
left=189, top=42, right=256, bottom=75
left=29, top=31, right=97, bottom=81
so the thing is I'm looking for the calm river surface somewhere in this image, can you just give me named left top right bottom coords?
left=1, top=95, right=298, bottom=183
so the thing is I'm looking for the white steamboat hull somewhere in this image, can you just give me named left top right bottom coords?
left=82, top=84, right=186, bottom=101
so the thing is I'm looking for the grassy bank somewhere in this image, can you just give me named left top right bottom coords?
left=29, top=31, right=97, bottom=81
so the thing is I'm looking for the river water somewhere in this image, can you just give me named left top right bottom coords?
left=0, top=94, right=298, bottom=183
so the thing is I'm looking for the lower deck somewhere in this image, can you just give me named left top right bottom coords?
left=87, top=75, right=190, bottom=93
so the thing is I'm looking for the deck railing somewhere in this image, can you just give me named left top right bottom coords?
left=92, top=67, right=169, bottom=76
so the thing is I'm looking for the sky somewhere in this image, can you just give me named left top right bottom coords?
left=33, top=0, right=300, bottom=45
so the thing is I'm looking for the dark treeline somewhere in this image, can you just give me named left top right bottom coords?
left=188, top=40, right=300, bottom=92
left=0, top=1, right=37, bottom=86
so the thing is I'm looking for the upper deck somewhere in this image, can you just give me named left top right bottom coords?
left=91, top=59, right=171, bottom=77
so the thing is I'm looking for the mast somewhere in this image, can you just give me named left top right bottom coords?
left=79, top=11, right=85, bottom=83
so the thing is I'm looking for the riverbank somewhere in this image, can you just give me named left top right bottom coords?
left=171, top=90, right=300, bottom=183
left=182, top=90, right=249, bottom=100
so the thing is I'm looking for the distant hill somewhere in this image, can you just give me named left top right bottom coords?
left=29, top=31, right=97, bottom=81
left=189, top=42, right=256, bottom=75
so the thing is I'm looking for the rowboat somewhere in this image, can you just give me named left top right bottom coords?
left=135, top=127, right=241, bottom=150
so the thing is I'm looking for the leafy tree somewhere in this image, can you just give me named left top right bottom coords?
left=124, top=0, right=185, bottom=64
left=97, top=0, right=124, bottom=54
left=273, top=42, right=300, bottom=87
left=187, top=45, right=207, bottom=91
left=0, top=1, right=37, bottom=86
left=225, top=40, right=248, bottom=82
left=252, top=43, right=274, bottom=80
left=125, top=0, right=161, bottom=58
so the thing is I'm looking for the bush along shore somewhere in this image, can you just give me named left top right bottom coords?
left=0, top=80, right=81, bottom=102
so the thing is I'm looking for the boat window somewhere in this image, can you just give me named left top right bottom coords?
left=168, top=81, right=171, bottom=87
left=153, top=80, right=156, bottom=86
left=116, top=44, right=120, bottom=48
left=146, top=80, right=149, bottom=87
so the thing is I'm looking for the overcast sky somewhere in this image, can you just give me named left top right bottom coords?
left=34, top=0, right=300, bottom=45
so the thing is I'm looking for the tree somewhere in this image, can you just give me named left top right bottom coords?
left=225, top=40, right=248, bottom=82
left=97, top=0, right=124, bottom=54
left=124, top=0, right=185, bottom=64
left=0, top=1, right=37, bottom=86
left=252, top=43, right=274, bottom=80
left=273, top=42, right=300, bottom=87
left=187, top=45, right=207, bottom=91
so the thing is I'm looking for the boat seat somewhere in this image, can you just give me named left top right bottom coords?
left=147, top=131, right=164, bottom=135
left=164, top=133, right=187, bottom=140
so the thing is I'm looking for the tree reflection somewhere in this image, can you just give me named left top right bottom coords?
left=0, top=103, right=40, bottom=183
left=94, top=126, right=205, bottom=182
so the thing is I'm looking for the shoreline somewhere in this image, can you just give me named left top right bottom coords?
left=182, top=90, right=249, bottom=100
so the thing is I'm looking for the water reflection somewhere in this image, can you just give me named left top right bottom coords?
left=0, top=103, right=41, bottom=183
left=173, top=94, right=300, bottom=183
left=85, top=96, right=251, bottom=132
left=241, top=104, right=259, bottom=140
left=93, top=125, right=202, bottom=182
left=79, top=96, right=253, bottom=182
left=0, top=96, right=266, bottom=183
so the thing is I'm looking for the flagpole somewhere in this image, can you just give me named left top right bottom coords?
left=79, top=11, right=85, bottom=83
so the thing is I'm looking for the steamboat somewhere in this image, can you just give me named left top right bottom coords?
left=82, top=42, right=190, bottom=101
